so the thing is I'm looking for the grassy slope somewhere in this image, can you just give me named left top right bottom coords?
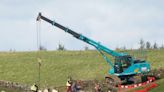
left=0, top=49, right=163, bottom=90
left=0, top=51, right=108, bottom=87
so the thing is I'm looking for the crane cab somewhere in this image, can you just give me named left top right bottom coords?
left=107, top=55, right=150, bottom=84
left=114, top=55, right=132, bottom=73
left=110, top=55, right=150, bottom=77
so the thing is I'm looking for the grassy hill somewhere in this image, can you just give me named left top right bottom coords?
left=0, top=49, right=163, bottom=91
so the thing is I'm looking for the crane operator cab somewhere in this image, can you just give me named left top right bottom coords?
left=114, top=55, right=132, bottom=73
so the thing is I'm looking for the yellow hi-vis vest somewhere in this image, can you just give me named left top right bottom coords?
left=31, top=85, right=37, bottom=91
left=66, top=81, right=71, bottom=86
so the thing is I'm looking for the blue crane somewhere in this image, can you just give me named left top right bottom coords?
left=37, top=13, right=150, bottom=85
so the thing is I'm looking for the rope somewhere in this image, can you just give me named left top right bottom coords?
left=36, top=19, right=42, bottom=89
left=36, top=20, right=41, bottom=50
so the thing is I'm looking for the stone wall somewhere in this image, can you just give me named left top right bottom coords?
left=0, top=80, right=31, bottom=92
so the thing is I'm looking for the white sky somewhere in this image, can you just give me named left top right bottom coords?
left=0, top=0, right=164, bottom=51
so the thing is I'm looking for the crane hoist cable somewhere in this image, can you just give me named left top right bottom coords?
left=36, top=19, right=42, bottom=89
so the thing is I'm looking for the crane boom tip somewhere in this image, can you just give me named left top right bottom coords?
left=36, top=12, right=42, bottom=21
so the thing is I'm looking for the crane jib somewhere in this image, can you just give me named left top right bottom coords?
left=37, top=13, right=122, bottom=57
left=37, top=13, right=123, bottom=67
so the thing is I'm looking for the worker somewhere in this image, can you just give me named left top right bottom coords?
left=52, top=88, right=58, bottom=92
left=30, top=83, right=38, bottom=92
left=38, top=90, right=42, bottom=92
left=71, top=80, right=82, bottom=92
left=66, top=77, right=72, bottom=92
left=94, top=83, right=101, bottom=92
left=43, top=88, right=48, bottom=92
left=71, top=81, right=77, bottom=92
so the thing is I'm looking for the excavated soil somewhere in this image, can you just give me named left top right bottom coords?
left=0, top=68, right=164, bottom=92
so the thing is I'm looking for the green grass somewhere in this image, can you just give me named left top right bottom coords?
left=0, top=51, right=109, bottom=87
left=0, top=49, right=163, bottom=91
left=149, top=79, right=164, bottom=92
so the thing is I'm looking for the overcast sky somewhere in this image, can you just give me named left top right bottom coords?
left=0, top=0, right=164, bottom=51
